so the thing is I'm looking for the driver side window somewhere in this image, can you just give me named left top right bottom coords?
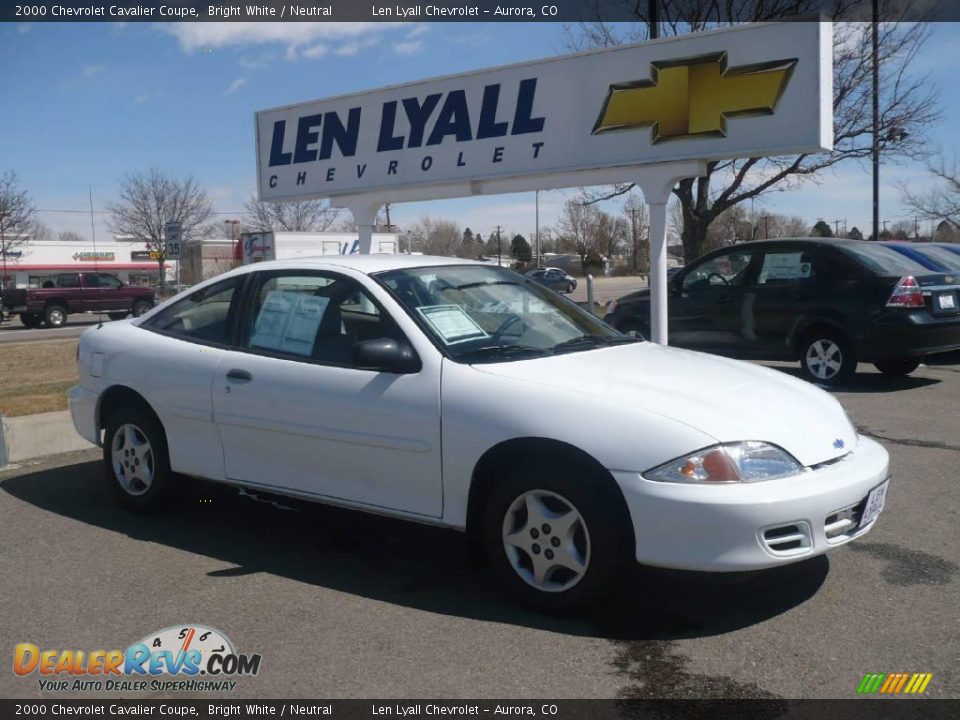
left=682, top=251, right=755, bottom=291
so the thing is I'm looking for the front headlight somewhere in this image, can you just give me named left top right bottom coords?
left=645, top=442, right=803, bottom=484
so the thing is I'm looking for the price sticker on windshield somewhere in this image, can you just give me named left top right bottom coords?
left=417, top=305, right=488, bottom=345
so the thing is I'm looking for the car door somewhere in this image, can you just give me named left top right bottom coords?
left=671, top=247, right=758, bottom=353
left=96, top=273, right=129, bottom=310
left=211, top=268, right=444, bottom=518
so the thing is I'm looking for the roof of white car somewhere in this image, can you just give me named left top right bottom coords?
left=242, top=254, right=486, bottom=275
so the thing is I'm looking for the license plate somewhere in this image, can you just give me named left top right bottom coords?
left=937, top=292, right=957, bottom=310
left=859, top=479, right=889, bottom=529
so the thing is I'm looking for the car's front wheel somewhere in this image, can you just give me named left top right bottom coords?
left=44, top=305, right=67, bottom=328
left=483, top=466, right=630, bottom=613
left=132, top=300, right=153, bottom=317
left=108, top=312, right=129, bottom=321
left=799, top=331, right=856, bottom=386
left=103, top=407, right=173, bottom=513
left=874, top=357, right=922, bottom=377
left=20, top=312, right=43, bottom=328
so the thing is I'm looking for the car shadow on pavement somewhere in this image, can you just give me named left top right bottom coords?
left=2, top=460, right=828, bottom=642
left=770, top=365, right=941, bottom=393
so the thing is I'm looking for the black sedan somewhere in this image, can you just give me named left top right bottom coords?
left=525, top=267, right=577, bottom=294
left=603, top=238, right=960, bottom=385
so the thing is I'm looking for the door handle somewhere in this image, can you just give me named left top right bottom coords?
left=226, top=369, right=252, bottom=383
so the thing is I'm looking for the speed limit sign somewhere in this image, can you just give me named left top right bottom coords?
left=164, top=222, right=183, bottom=260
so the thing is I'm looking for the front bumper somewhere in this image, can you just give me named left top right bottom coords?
left=68, top=385, right=100, bottom=446
left=612, top=435, right=889, bottom=571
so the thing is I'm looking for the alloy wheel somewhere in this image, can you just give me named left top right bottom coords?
left=805, top=339, right=843, bottom=381
left=110, top=423, right=155, bottom=496
left=502, top=489, right=591, bottom=593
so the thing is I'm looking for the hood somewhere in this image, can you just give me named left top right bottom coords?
left=474, top=343, right=857, bottom=467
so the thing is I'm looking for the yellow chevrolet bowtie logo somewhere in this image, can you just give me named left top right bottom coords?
left=593, top=53, right=797, bottom=141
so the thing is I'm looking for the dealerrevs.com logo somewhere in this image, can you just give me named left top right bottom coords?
left=14, top=625, right=262, bottom=693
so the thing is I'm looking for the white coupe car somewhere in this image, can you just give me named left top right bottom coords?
left=70, top=255, right=890, bottom=612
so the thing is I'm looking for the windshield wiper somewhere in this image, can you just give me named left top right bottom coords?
left=460, top=344, right=549, bottom=362
left=551, top=334, right=641, bottom=355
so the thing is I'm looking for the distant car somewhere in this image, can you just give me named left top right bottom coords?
left=603, top=238, right=960, bottom=385
left=525, top=267, right=577, bottom=293
left=71, top=255, right=890, bottom=612
left=0, top=272, right=155, bottom=328
left=880, top=241, right=960, bottom=273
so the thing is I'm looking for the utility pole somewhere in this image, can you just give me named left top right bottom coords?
left=833, top=219, right=843, bottom=237
left=495, top=225, right=503, bottom=267
left=629, top=206, right=638, bottom=271
left=914, top=216, right=920, bottom=241
left=648, top=0, right=659, bottom=39
left=763, top=214, right=770, bottom=240
left=0, top=211, right=7, bottom=291
left=535, top=191, right=541, bottom=268
left=384, top=203, right=392, bottom=232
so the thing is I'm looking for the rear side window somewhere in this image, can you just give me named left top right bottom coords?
left=56, top=274, right=80, bottom=288
left=97, top=274, right=123, bottom=288
left=842, top=243, right=928, bottom=275
left=143, top=276, right=242, bottom=345
left=756, top=250, right=816, bottom=285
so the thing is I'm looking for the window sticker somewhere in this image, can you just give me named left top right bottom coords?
left=759, top=252, right=811, bottom=283
left=417, top=304, right=489, bottom=345
left=251, top=290, right=329, bottom=357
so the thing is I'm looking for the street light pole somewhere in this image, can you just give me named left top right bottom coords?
left=872, top=0, right=880, bottom=242
left=648, top=0, right=659, bottom=40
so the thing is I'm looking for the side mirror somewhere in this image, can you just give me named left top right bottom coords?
left=353, top=338, right=421, bottom=374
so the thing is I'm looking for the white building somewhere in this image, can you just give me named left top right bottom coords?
left=1, top=238, right=167, bottom=289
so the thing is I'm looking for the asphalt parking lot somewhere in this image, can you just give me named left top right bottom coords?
left=1, top=359, right=957, bottom=700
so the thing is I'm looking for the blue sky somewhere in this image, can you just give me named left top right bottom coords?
left=2, top=20, right=958, bottom=243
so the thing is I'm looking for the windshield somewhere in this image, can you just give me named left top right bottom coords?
left=843, top=243, right=929, bottom=275
left=375, top=265, right=635, bottom=362
left=914, top=246, right=960, bottom=271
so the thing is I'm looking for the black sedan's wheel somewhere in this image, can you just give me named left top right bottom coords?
left=566, top=282, right=576, bottom=293
left=874, top=357, right=922, bottom=377
left=799, top=332, right=856, bottom=386
left=103, top=407, right=173, bottom=513
left=483, top=466, right=630, bottom=613
left=132, top=300, right=153, bottom=317
left=43, top=305, right=67, bottom=328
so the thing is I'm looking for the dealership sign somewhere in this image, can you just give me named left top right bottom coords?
left=256, top=22, right=831, bottom=203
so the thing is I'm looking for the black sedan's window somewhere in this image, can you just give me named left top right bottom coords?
left=142, top=276, right=242, bottom=345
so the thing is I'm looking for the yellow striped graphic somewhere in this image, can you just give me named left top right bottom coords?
left=861, top=672, right=932, bottom=695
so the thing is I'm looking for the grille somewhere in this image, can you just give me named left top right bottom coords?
left=761, top=521, right=812, bottom=556
left=824, top=498, right=866, bottom=542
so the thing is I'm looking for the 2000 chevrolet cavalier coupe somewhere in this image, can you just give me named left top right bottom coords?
left=70, top=255, right=890, bottom=611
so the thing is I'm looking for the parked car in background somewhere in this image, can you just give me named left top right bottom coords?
left=603, top=238, right=960, bottom=385
left=70, top=255, right=890, bottom=612
left=0, top=272, right=155, bottom=328
left=880, top=241, right=960, bottom=273
left=525, top=267, right=577, bottom=293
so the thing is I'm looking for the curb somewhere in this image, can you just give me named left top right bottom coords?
left=0, top=411, right=96, bottom=468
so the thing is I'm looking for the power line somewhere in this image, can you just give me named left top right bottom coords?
left=36, top=208, right=245, bottom=215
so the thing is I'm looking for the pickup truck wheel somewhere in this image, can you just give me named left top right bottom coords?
left=132, top=300, right=153, bottom=317
left=103, top=407, right=173, bottom=513
left=43, top=305, right=67, bottom=328
left=483, top=466, right=630, bottom=614
left=20, top=313, right=43, bottom=328
left=107, top=312, right=129, bottom=321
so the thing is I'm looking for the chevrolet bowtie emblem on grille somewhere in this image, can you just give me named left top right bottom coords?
left=833, top=439, right=845, bottom=450
left=593, top=53, right=797, bottom=141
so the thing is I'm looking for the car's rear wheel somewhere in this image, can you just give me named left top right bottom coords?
left=20, top=312, right=43, bottom=328
left=874, top=357, right=922, bottom=377
left=43, top=305, right=67, bottom=328
left=566, top=282, right=576, bottom=293
left=132, top=300, right=153, bottom=317
left=103, top=407, right=173, bottom=513
left=483, top=466, right=630, bottom=613
left=799, top=331, right=856, bottom=386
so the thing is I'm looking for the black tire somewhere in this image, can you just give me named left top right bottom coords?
left=798, top=330, right=856, bottom=386
left=132, top=300, right=153, bottom=317
left=43, top=305, right=67, bottom=328
left=874, top=357, right=922, bottom=377
left=566, top=282, right=576, bottom=294
left=108, top=312, right=129, bottom=321
left=482, top=462, right=632, bottom=613
left=103, top=406, right=174, bottom=513
left=20, top=313, right=42, bottom=328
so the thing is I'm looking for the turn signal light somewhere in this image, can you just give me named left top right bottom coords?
left=886, top=276, right=925, bottom=308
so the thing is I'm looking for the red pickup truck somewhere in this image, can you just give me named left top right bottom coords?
left=1, top=272, right=155, bottom=328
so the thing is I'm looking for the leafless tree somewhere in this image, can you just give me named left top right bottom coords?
left=243, top=196, right=340, bottom=233
left=900, top=155, right=960, bottom=230
left=0, top=171, right=36, bottom=288
left=568, top=2, right=941, bottom=262
left=106, top=169, right=213, bottom=292
left=408, top=217, right=463, bottom=257
left=556, top=196, right=605, bottom=272
left=58, top=230, right=87, bottom=244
